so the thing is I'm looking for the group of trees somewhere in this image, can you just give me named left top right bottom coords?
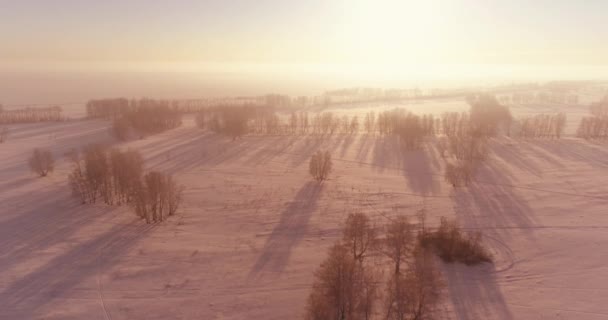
left=87, top=98, right=182, bottom=140
left=577, top=99, right=608, bottom=139
left=109, top=101, right=182, bottom=140
left=204, top=106, right=256, bottom=140
left=67, top=145, right=182, bottom=223
left=439, top=112, right=485, bottom=188
left=0, top=106, right=63, bottom=124
left=68, top=145, right=144, bottom=205
left=132, top=171, right=183, bottom=224
left=306, top=212, right=443, bottom=320
left=376, top=109, right=436, bottom=150
left=440, top=95, right=512, bottom=187
left=516, top=113, right=567, bottom=139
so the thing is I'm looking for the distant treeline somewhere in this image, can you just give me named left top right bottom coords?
left=498, top=91, right=579, bottom=105
left=0, top=105, right=63, bottom=124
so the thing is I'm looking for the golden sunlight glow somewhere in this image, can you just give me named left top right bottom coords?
left=331, top=0, right=460, bottom=64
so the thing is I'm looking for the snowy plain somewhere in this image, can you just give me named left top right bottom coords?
left=1, top=97, right=608, bottom=319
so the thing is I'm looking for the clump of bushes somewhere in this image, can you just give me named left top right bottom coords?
left=309, top=150, right=332, bottom=182
left=28, top=148, right=55, bottom=177
left=419, top=217, right=492, bottom=265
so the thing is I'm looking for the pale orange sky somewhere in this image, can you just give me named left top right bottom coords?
left=1, top=0, right=608, bottom=72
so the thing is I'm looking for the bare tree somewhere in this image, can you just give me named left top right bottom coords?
left=28, top=148, right=55, bottom=177
left=343, top=212, right=377, bottom=263
left=384, top=216, right=414, bottom=274
left=305, top=242, right=378, bottom=320
left=305, top=243, right=357, bottom=320
left=384, top=246, right=442, bottom=320
left=309, top=150, right=332, bottom=182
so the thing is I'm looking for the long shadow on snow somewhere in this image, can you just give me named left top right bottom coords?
left=0, top=185, right=116, bottom=285
left=442, top=263, right=513, bottom=320
left=248, top=181, right=323, bottom=278
left=0, top=220, right=154, bottom=319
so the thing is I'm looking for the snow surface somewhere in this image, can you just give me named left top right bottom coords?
left=1, top=101, right=608, bottom=319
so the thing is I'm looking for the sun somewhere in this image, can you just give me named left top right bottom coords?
left=330, top=0, right=457, bottom=65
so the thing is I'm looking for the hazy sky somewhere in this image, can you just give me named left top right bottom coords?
left=1, top=0, right=608, bottom=71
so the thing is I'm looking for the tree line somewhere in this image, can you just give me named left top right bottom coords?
left=88, top=99, right=183, bottom=140
left=0, top=106, right=63, bottom=124
left=516, top=113, right=566, bottom=139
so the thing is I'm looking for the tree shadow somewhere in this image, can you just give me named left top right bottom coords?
left=371, top=135, right=400, bottom=173
left=370, top=135, right=441, bottom=194
left=338, top=134, right=356, bottom=158
left=0, top=220, right=154, bottom=319
left=442, top=263, right=513, bottom=320
left=527, top=139, right=608, bottom=170
left=248, top=181, right=323, bottom=278
left=454, top=158, right=537, bottom=240
left=400, top=146, right=441, bottom=195
left=355, top=134, right=374, bottom=163
left=488, top=140, right=545, bottom=178
left=288, top=135, right=331, bottom=168
left=0, top=187, right=111, bottom=273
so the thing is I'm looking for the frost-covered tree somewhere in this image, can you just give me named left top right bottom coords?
left=309, top=150, right=332, bottom=182
left=28, top=148, right=55, bottom=177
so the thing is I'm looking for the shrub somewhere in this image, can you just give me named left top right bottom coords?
left=309, top=150, right=332, bottom=182
left=28, top=148, right=55, bottom=177
left=419, top=217, right=492, bottom=265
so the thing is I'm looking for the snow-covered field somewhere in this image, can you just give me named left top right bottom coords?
left=1, top=100, right=608, bottom=319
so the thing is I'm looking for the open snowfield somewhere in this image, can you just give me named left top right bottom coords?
left=2, top=100, right=608, bottom=319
